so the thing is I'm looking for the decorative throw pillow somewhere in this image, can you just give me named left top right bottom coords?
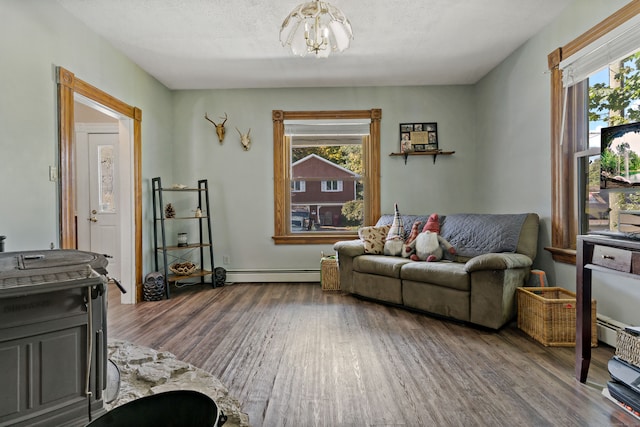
left=402, top=220, right=423, bottom=258
left=384, top=203, right=405, bottom=256
left=359, top=224, right=391, bottom=254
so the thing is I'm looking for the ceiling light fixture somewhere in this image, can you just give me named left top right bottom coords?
left=279, top=0, right=353, bottom=58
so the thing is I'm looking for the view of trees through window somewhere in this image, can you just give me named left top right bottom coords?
left=586, top=51, right=640, bottom=234
left=290, top=140, right=364, bottom=233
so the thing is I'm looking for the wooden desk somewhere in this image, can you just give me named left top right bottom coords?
left=576, top=234, right=640, bottom=382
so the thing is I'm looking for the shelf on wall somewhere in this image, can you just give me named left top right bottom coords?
left=389, top=150, right=455, bottom=164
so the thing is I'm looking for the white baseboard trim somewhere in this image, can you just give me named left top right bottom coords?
left=225, top=269, right=321, bottom=283
left=596, top=314, right=629, bottom=347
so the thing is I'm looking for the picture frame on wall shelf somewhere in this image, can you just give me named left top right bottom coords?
left=399, top=122, right=438, bottom=152
left=400, top=132, right=412, bottom=153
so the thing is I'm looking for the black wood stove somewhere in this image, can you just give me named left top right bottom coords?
left=0, top=250, right=109, bottom=427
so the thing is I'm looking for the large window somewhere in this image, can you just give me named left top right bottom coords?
left=582, top=55, right=640, bottom=236
left=272, top=109, right=381, bottom=244
left=548, top=3, right=640, bottom=264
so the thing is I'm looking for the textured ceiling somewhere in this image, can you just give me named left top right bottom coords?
left=56, top=0, right=572, bottom=90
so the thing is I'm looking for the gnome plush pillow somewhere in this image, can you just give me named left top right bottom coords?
left=408, top=213, right=456, bottom=262
left=383, top=203, right=405, bottom=256
left=402, top=220, right=423, bottom=258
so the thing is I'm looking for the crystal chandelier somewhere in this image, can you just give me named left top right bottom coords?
left=280, top=0, right=353, bottom=58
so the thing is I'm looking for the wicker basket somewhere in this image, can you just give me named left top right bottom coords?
left=169, top=262, right=197, bottom=276
left=616, top=330, right=640, bottom=367
left=517, top=287, right=597, bottom=347
left=321, top=256, right=340, bottom=291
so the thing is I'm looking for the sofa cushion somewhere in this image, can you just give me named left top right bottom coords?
left=464, top=253, right=533, bottom=272
left=353, top=272, right=403, bottom=304
left=353, top=255, right=411, bottom=278
left=400, top=261, right=469, bottom=292
left=358, top=224, right=390, bottom=254
left=402, top=280, right=470, bottom=322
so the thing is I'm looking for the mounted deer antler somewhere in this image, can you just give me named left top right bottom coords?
left=236, top=127, right=251, bottom=151
left=204, top=112, right=228, bottom=143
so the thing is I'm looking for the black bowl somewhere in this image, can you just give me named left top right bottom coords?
left=87, top=390, right=225, bottom=427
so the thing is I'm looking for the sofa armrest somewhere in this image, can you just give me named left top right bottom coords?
left=333, top=240, right=364, bottom=294
left=334, top=240, right=366, bottom=258
left=464, top=253, right=533, bottom=273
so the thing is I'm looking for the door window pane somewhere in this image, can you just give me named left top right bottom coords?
left=98, top=144, right=116, bottom=213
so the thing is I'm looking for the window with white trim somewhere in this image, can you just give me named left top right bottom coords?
left=291, top=180, right=306, bottom=192
left=548, top=4, right=640, bottom=263
left=272, top=109, right=381, bottom=245
left=321, top=180, right=343, bottom=192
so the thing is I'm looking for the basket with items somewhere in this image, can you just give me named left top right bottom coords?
left=169, top=261, right=198, bottom=276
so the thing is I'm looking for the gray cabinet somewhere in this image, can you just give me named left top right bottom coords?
left=0, top=250, right=108, bottom=427
left=0, top=313, right=89, bottom=426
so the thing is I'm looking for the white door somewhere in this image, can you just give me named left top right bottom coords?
left=76, top=131, right=121, bottom=281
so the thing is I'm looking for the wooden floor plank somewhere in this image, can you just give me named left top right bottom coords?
left=107, top=282, right=638, bottom=426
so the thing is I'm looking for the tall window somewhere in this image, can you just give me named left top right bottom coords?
left=548, top=3, right=640, bottom=264
left=272, top=109, right=381, bottom=245
left=582, top=54, right=640, bottom=236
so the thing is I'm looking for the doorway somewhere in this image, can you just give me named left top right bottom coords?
left=75, top=120, right=122, bottom=283
left=57, top=66, right=143, bottom=303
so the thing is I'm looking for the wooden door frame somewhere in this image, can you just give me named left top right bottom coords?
left=57, top=66, right=143, bottom=302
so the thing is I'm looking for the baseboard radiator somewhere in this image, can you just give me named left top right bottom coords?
left=597, top=314, right=629, bottom=347
left=225, top=268, right=321, bottom=283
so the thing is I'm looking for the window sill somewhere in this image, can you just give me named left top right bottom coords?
left=272, top=233, right=357, bottom=245
left=544, top=246, right=576, bottom=265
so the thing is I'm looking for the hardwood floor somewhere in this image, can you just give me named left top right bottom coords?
left=107, top=282, right=638, bottom=427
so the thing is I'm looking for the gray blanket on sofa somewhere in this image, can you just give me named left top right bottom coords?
left=440, top=213, right=528, bottom=258
left=376, top=213, right=528, bottom=258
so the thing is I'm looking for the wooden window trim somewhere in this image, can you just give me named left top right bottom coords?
left=547, top=2, right=640, bottom=264
left=272, top=109, right=381, bottom=245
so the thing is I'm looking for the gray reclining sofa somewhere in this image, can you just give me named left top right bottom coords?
left=334, top=213, right=540, bottom=329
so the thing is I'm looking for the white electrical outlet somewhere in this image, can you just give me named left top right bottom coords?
left=49, top=166, right=58, bottom=182
left=222, top=255, right=230, bottom=265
